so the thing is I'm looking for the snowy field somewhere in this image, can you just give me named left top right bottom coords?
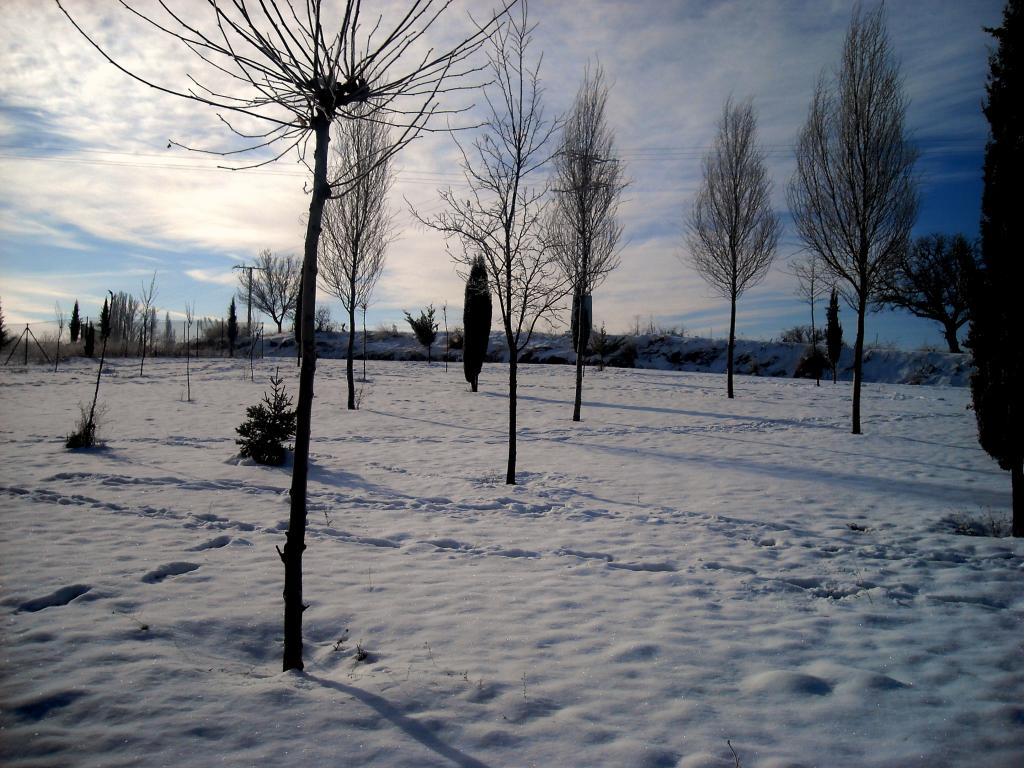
left=1, top=358, right=1021, bottom=768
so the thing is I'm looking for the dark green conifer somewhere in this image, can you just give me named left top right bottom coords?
left=969, top=0, right=1023, bottom=535
left=70, top=301, right=81, bottom=343
left=462, top=256, right=492, bottom=391
left=825, top=288, right=843, bottom=383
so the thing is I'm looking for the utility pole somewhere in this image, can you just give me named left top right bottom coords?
left=232, top=264, right=265, bottom=336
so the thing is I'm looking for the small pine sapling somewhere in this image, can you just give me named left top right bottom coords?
left=236, top=369, right=297, bottom=466
left=404, top=305, right=438, bottom=363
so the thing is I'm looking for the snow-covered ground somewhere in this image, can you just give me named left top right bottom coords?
left=1, top=358, right=1020, bottom=768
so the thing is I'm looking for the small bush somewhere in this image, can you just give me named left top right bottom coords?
left=781, top=325, right=825, bottom=344
left=946, top=509, right=1011, bottom=538
left=236, top=370, right=297, bottom=466
left=66, top=403, right=104, bottom=450
left=449, top=327, right=464, bottom=350
left=794, top=347, right=828, bottom=379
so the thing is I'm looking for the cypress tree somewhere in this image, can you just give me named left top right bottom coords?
left=969, top=0, right=1022, bottom=536
left=84, top=321, right=96, bottom=358
left=825, top=288, right=843, bottom=384
left=462, top=255, right=492, bottom=392
left=70, top=301, right=81, bottom=343
left=227, top=298, right=239, bottom=357
left=99, top=298, right=111, bottom=341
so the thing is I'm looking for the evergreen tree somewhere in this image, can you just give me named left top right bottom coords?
left=99, top=298, right=111, bottom=341
left=825, top=288, right=843, bottom=383
left=462, top=255, right=492, bottom=392
left=84, top=321, right=96, bottom=358
left=227, top=298, right=239, bottom=357
left=69, top=301, right=81, bottom=343
left=970, top=0, right=1023, bottom=536
left=404, top=305, right=438, bottom=363
left=236, top=370, right=298, bottom=466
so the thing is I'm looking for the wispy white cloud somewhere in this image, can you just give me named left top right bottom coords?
left=185, top=268, right=237, bottom=287
left=0, top=0, right=1004, bottom=345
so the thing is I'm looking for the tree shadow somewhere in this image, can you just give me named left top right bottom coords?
left=304, top=674, right=493, bottom=768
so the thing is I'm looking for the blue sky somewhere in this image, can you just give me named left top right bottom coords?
left=0, top=0, right=1003, bottom=349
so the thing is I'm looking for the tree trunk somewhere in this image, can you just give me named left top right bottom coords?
left=943, top=322, right=962, bottom=354
left=811, top=301, right=819, bottom=387
left=282, top=116, right=330, bottom=672
left=727, top=293, right=737, bottom=399
left=506, top=354, right=517, bottom=485
left=852, top=290, right=867, bottom=435
left=1012, top=461, right=1023, bottom=538
left=346, top=303, right=356, bottom=410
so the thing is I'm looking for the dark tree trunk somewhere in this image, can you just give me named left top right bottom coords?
left=727, top=293, right=736, bottom=399
left=506, top=354, right=517, bottom=485
left=346, top=302, right=356, bottom=410
left=943, top=322, right=962, bottom=354
left=852, top=289, right=867, bottom=435
left=282, top=116, right=330, bottom=672
left=572, top=353, right=584, bottom=421
left=811, top=303, right=819, bottom=387
left=1013, top=461, right=1023, bottom=538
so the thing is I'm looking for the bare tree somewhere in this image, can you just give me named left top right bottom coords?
left=549, top=64, right=626, bottom=421
left=877, top=233, right=976, bottom=353
left=686, top=97, right=780, bottom=399
left=54, top=302, right=66, bottom=373
left=320, top=105, right=394, bottom=410
left=184, top=302, right=194, bottom=402
left=788, top=254, right=829, bottom=385
left=240, top=250, right=300, bottom=334
left=788, top=3, right=918, bottom=433
left=138, top=272, right=158, bottom=375
left=57, top=0, right=514, bottom=673
left=420, top=1, right=565, bottom=484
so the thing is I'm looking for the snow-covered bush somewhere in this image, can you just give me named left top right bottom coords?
left=235, top=370, right=296, bottom=466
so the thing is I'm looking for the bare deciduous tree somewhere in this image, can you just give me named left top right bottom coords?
left=420, top=1, right=565, bottom=484
left=54, top=302, right=66, bottom=373
left=788, top=3, right=918, bottom=433
left=877, top=233, right=976, bottom=353
left=686, top=97, right=780, bottom=399
left=58, top=0, right=514, bottom=673
left=320, top=105, right=394, bottom=410
left=138, top=272, right=158, bottom=375
left=549, top=64, right=626, bottom=421
left=788, top=254, right=829, bottom=385
left=239, top=250, right=301, bottom=334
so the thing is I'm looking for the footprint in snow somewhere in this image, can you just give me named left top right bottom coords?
left=18, top=584, right=93, bottom=612
left=189, top=535, right=231, bottom=551
left=142, top=562, right=200, bottom=583
left=742, top=670, right=833, bottom=697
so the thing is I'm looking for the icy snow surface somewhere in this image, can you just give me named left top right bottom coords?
left=1, top=358, right=1021, bottom=767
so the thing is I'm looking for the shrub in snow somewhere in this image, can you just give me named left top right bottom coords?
left=404, top=305, right=438, bottom=363
left=235, top=370, right=297, bottom=466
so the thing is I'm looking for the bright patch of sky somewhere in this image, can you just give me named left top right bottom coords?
left=0, top=0, right=1002, bottom=349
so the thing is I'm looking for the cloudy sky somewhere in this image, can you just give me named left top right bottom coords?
left=0, top=0, right=1003, bottom=348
